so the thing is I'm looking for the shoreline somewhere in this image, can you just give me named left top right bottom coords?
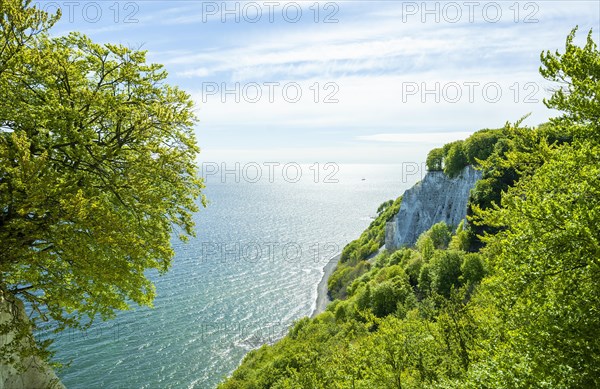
left=311, top=253, right=340, bottom=318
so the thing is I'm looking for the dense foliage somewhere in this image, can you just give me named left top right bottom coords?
left=442, top=140, right=468, bottom=178
left=0, top=0, right=203, bottom=364
left=220, top=28, right=600, bottom=388
left=220, top=222, right=488, bottom=389
left=328, top=196, right=401, bottom=300
left=425, top=147, right=443, bottom=171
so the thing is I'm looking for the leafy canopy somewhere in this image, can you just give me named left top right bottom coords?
left=540, top=27, right=600, bottom=133
left=443, top=141, right=468, bottom=178
left=0, top=0, right=204, bottom=359
left=426, top=147, right=443, bottom=171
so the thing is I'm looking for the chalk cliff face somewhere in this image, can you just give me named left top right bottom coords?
left=386, top=166, right=482, bottom=249
left=0, top=290, right=65, bottom=389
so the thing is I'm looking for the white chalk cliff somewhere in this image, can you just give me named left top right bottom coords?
left=386, top=166, right=482, bottom=249
left=0, top=289, right=65, bottom=389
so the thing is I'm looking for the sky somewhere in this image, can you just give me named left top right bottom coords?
left=42, top=0, right=600, bottom=164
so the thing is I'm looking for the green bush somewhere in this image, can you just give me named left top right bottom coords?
left=449, top=220, right=470, bottom=251
left=388, top=248, right=408, bottom=266
left=404, top=256, right=424, bottom=288
left=428, top=222, right=452, bottom=249
left=443, top=140, right=468, bottom=178
left=328, top=261, right=371, bottom=300
left=418, top=264, right=432, bottom=295
left=429, top=251, right=463, bottom=297
left=426, top=147, right=444, bottom=171
left=329, top=196, right=402, bottom=299
left=464, top=129, right=502, bottom=165
left=371, top=279, right=408, bottom=317
left=416, top=234, right=435, bottom=261
left=377, top=199, right=394, bottom=214
left=355, top=284, right=371, bottom=312
left=460, top=253, right=486, bottom=285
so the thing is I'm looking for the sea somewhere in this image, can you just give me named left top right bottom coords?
left=40, top=163, right=419, bottom=389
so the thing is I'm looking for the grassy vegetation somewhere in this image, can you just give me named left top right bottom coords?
left=219, top=221, right=488, bottom=389
left=327, top=196, right=401, bottom=300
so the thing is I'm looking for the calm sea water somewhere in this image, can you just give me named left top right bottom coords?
left=43, top=164, right=417, bottom=389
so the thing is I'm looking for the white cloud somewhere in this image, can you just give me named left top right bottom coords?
left=156, top=20, right=577, bottom=84
left=177, top=68, right=211, bottom=78
left=58, top=0, right=597, bottom=164
left=356, top=132, right=474, bottom=143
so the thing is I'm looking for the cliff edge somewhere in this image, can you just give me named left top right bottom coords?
left=0, top=290, right=65, bottom=389
left=385, top=166, right=481, bottom=249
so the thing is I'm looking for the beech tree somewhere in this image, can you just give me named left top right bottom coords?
left=540, top=27, right=600, bottom=133
left=463, top=129, right=501, bottom=165
left=474, top=27, right=600, bottom=387
left=0, top=0, right=204, bottom=362
left=426, top=147, right=443, bottom=171
left=443, top=140, right=468, bottom=178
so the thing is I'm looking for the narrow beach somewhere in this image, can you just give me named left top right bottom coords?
left=311, top=253, right=340, bottom=318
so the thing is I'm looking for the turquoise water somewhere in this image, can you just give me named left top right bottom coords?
left=44, top=164, right=416, bottom=388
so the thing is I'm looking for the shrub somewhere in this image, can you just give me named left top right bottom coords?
left=426, top=147, right=444, bottom=171
left=429, top=251, right=463, bottom=297
left=444, top=140, right=468, bottom=178
left=418, top=264, right=432, bottom=295
left=460, top=253, right=486, bottom=286
left=404, top=256, right=424, bottom=288
left=377, top=200, right=394, bottom=214
left=416, top=234, right=435, bottom=261
left=428, top=222, right=452, bottom=249
left=464, top=129, right=502, bottom=165
left=449, top=220, right=470, bottom=251
left=370, top=276, right=412, bottom=318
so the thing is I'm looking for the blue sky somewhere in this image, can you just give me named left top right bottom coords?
left=45, top=1, right=600, bottom=163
